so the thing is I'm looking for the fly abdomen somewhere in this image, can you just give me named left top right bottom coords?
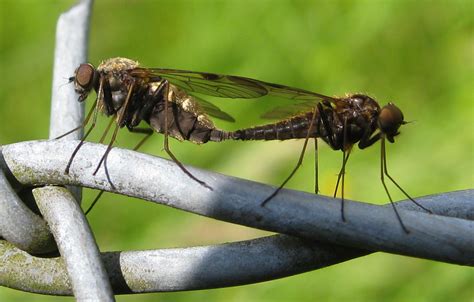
left=225, top=111, right=320, bottom=141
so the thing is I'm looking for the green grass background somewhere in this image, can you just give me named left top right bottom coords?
left=1, top=0, right=473, bottom=301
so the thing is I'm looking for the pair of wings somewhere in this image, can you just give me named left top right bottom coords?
left=130, top=68, right=336, bottom=122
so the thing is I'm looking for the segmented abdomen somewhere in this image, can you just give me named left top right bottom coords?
left=211, top=111, right=321, bottom=142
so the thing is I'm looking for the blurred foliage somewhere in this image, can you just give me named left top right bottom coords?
left=0, top=0, right=473, bottom=301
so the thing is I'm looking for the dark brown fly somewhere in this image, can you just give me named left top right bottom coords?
left=61, top=57, right=430, bottom=231
left=212, top=94, right=432, bottom=232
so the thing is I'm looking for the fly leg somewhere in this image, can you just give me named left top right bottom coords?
left=84, top=127, right=153, bottom=215
left=129, top=128, right=154, bottom=151
left=98, top=118, right=115, bottom=144
left=380, top=138, right=409, bottom=233
left=261, top=108, right=318, bottom=206
left=84, top=190, right=105, bottom=215
left=317, top=103, right=352, bottom=221
left=358, top=127, right=431, bottom=233
left=126, top=81, right=167, bottom=151
left=92, top=82, right=135, bottom=178
left=55, top=97, right=97, bottom=140
left=314, top=138, right=319, bottom=194
left=64, top=77, right=106, bottom=174
left=333, top=118, right=353, bottom=222
left=317, top=101, right=338, bottom=148
left=380, top=138, right=432, bottom=233
left=124, top=81, right=166, bottom=152
left=83, top=123, right=119, bottom=215
left=84, top=115, right=119, bottom=215
left=162, top=81, right=212, bottom=190
left=381, top=138, right=431, bottom=213
left=333, top=148, right=351, bottom=222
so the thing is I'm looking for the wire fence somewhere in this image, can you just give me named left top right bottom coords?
left=1, top=1, right=473, bottom=300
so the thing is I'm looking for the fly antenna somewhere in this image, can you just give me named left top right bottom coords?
left=58, top=76, right=75, bottom=89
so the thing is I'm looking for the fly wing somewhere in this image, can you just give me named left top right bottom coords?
left=260, top=101, right=320, bottom=119
left=191, top=95, right=236, bottom=122
left=131, top=68, right=335, bottom=100
left=131, top=68, right=267, bottom=98
left=259, top=82, right=332, bottom=101
left=130, top=67, right=336, bottom=120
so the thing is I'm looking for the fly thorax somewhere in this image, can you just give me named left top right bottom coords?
left=98, top=57, right=139, bottom=73
left=111, top=91, right=127, bottom=110
left=108, top=76, right=129, bottom=111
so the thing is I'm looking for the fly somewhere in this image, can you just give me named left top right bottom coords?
left=61, top=57, right=430, bottom=231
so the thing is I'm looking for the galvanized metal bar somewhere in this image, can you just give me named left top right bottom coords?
left=2, top=140, right=473, bottom=266
left=50, top=0, right=90, bottom=140
left=0, top=193, right=470, bottom=295
left=32, top=187, right=114, bottom=300
left=0, top=158, right=56, bottom=254
left=38, top=1, right=115, bottom=301
left=0, top=0, right=93, bottom=255
left=49, top=0, right=93, bottom=201
left=0, top=235, right=364, bottom=295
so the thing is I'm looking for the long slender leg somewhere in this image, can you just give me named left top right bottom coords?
left=261, top=108, right=318, bottom=206
left=92, top=82, right=135, bottom=176
left=129, top=128, right=154, bottom=151
left=381, top=139, right=432, bottom=213
left=85, top=127, right=154, bottom=216
left=333, top=118, right=351, bottom=221
left=55, top=97, right=98, bottom=140
left=314, top=138, right=319, bottom=194
left=317, top=102, right=336, bottom=147
left=161, top=82, right=212, bottom=190
left=65, top=92, right=102, bottom=174
left=84, top=191, right=104, bottom=215
left=333, top=150, right=351, bottom=197
left=333, top=150, right=351, bottom=221
left=380, top=138, right=410, bottom=233
left=92, top=124, right=120, bottom=177
left=84, top=81, right=134, bottom=215
left=96, top=117, right=118, bottom=187
left=98, top=117, right=115, bottom=144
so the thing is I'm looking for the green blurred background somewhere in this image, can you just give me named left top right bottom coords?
left=1, top=0, right=473, bottom=301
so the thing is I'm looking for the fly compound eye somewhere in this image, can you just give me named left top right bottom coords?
left=75, top=63, right=96, bottom=89
left=378, top=103, right=405, bottom=136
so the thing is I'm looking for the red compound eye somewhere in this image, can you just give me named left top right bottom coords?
left=75, top=63, right=95, bottom=89
left=378, top=103, right=405, bottom=136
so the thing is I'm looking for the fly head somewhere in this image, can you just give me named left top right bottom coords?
left=72, top=63, right=99, bottom=102
left=378, top=102, right=406, bottom=143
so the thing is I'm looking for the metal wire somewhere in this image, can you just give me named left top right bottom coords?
left=0, top=0, right=472, bottom=298
left=2, top=140, right=473, bottom=266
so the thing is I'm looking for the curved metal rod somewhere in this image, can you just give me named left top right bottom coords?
left=2, top=140, right=473, bottom=266
left=0, top=160, right=56, bottom=253
left=0, top=235, right=366, bottom=295
left=0, top=190, right=471, bottom=295
left=34, top=0, right=115, bottom=301
left=0, top=0, right=92, bottom=255
left=32, top=187, right=114, bottom=300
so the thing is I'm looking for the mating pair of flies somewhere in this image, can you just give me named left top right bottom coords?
left=61, top=57, right=431, bottom=233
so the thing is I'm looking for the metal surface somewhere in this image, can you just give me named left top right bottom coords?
left=0, top=0, right=92, bottom=256
left=2, top=140, right=473, bottom=265
left=0, top=192, right=471, bottom=295
left=36, top=1, right=115, bottom=301
left=49, top=0, right=90, bottom=140
left=0, top=163, right=56, bottom=254
left=32, top=187, right=114, bottom=300
left=1, top=0, right=472, bottom=298
left=0, top=235, right=364, bottom=295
